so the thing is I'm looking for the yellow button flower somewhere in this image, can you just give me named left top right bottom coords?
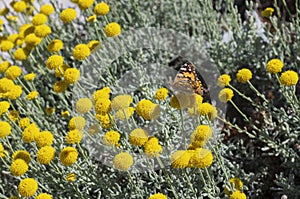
left=96, top=113, right=114, bottom=129
left=190, top=125, right=213, bottom=148
left=47, top=39, right=64, bottom=53
left=0, top=121, right=11, bottom=138
left=37, top=146, right=55, bottom=164
left=115, top=107, right=135, bottom=120
left=189, top=148, right=213, bottom=169
left=266, top=58, right=284, bottom=74
left=46, top=55, right=64, bottom=70
left=280, top=70, right=299, bottom=86
left=32, top=13, right=48, bottom=26
left=68, top=116, right=86, bottom=130
left=95, top=98, right=111, bottom=115
left=14, top=48, right=29, bottom=61
left=148, top=193, right=168, bottom=199
left=64, top=68, right=80, bottom=84
left=12, top=150, right=31, bottom=163
left=0, top=40, right=14, bottom=51
left=18, top=118, right=31, bottom=129
left=5, top=65, right=22, bottom=80
left=94, top=2, right=110, bottom=16
left=24, top=73, right=35, bottom=81
left=136, top=99, right=160, bottom=120
left=76, top=98, right=93, bottom=114
left=53, top=80, right=68, bottom=93
left=111, top=94, right=133, bottom=111
left=35, top=131, right=54, bottom=148
left=154, top=87, right=168, bottom=100
left=217, top=74, right=231, bottom=87
left=34, top=24, right=51, bottom=37
left=0, top=61, right=10, bottom=73
left=40, top=4, right=54, bottom=16
left=18, top=178, right=38, bottom=197
left=93, top=87, right=110, bottom=101
left=10, top=159, right=28, bottom=176
left=36, top=193, right=52, bottom=199
left=113, top=152, right=134, bottom=171
left=73, top=44, right=90, bottom=61
left=218, top=88, right=234, bottom=102
left=13, top=1, right=27, bottom=13
left=59, top=146, right=78, bottom=166
left=104, top=22, right=121, bottom=37
left=60, top=8, right=77, bottom=23
left=0, top=100, right=10, bottom=115
left=78, top=0, right=94, bottom=10
left=230, top=191, right=247, bottom=199
left=26, top=90, right=38, bottom=100
left=103, top=130, right=120, bottom=146
left=22, top=123, right=40, bottom=143
left=170, top=150, right=191, bottom=169
left=261, top=7, right=274, bottom=17
left=143, top=137, right=162, bottom=158
left=129, top=128, right=149, bottom=146
left=66, top=129, right=83, bottom=144
left=236, top=68, right=252, bottom=83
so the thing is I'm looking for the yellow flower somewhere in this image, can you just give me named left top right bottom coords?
left=190, top=125, right=213, bottom=148
left=5, top=65, right=22, bottom=80
left=0, top=61, right=10, bottom=73
left=78, top=0, right=94, bottom=10
left=8, top=110, right=19, bottom=121
left=218, top=74, right=231, bottom=87
left=60, top=8, right=77, bottom=23
left=87, top=40, right=100, bottom=51
left=46, top=55, right=64, bottom=70
left=32, top=13, right=47, bottom=26
left=103, top=130, right=120, bottom=146
left=12, top=150, right=31, bottom=163
left=266, top=58, right=284, bottom=74
left=35, top=131, right=54, bottom=148
left=261, top=7, right=274, bottom=17
left=189, top=148, right=213, bottom=169
left=0, top=100, right=10, bottom=115
left=96, top=114, right=113, bottom=129
left=236, top=68, right=252, bottom=83
left=111, top=94, right=133, bottom=111
left=18, top=178, right=38, bottom=197
left=94, top=2, right=110, bottom=15
left=64, top=68, right=80, bottom=84
left=95, top=98, right=111, bottom=115
left=198, top=102, right=217, bottom=120
left=0, top=40, right=14, bottom=51
left=10, top=159, right=28, bottom=176
left=59, top=146, right=78, bottom=166
left=14, top=48, right=30, bottom=61
left=66, top=129, right=83, bottom=144
left=148, top=193, right=167, bottom=199
left=113, top=152, right=134, bottom=171
left=13, top=1, right=27, bottom=13
left=229, top=177, right=243, bottom=190
left=0, top=7, right=9, bottom=16
left=93, top=87, right=110, bottom=101
left=3, top=85, right=22, bottom=100
left=66, top=173, right=76, bottom=182
left=87, top=15, right=97, bottom=22
left=24, top=73, right=35, bottom=81
left=68, top=116, right=86, bottom=130
left=280, top=70, right=299, bottom=86
left=0, top=78, right=16, bottom=94
left=170, top=94, right=196, bottom=110
left=115, top=107, right=135, bottom=120
left=26, top=90, right=38, bottom=100
left=36, top=193, right=52, bottom=199
left=230, top=191, right=247, bottom=199
left=0, top=142, right=8, bottom=157
left=154, top=87, right=168, bottom=100
left=37, top=146, right=55, bottom=164
left=143, top=137, right=162, bottom=158
left=53, top=80, right=68, bottom=93
left=0, top=121, right=11, bottom=138
left=40, top=4, right=54, bottom=16
left=104, top=22, right=121, bottom=37
left=73, top=44, right=90, bottom=61
left=61, top=110, right=70, bottom=117
left=8, top=34, right=19, bottom=43
left=48, top=39, right=64, bottom=53
left=76, top=98, right=92, bottom=114
left=55, top=64, right=69, bottom=78
left=34, top=24, right=51, bottom=37
left=18, top=118, right=31, bottom=129
left=218, top=88, right=234, bottom=102
left=136, top=99, right=160, bottom=120
left=170, top=150, right=191, bottom=169
left=129, top=128, right=148, bottom=146
left=22, top=123, right=40, bottom=143
left=187, top=94, right=204, bottom=115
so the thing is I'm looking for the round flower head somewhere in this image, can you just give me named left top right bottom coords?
left=37, top=146, right=55, bottom=164
left=96, top=113, right=113, bottom=129
left=60, top=8, right=77, bottom=23
left=73, top=44, right=90, bottom=60
left=66, top=173, right=76, bottom=182
left=190, top=125, right=213, bottom=148
left=170, top=150, right=191, bottom=169
left=236, top=68, right=252, bottom=83
left=76, top=98, right=92, bottom=114
left=95, top=98, right=111, bottom=115
left=111, top=94, right=133, bottom=111
left=78, top=0, right=94, bottom=10
left=93, top=87, right=110, bottom=101
left=53, top=80, right=68, bottom=93
left=10, top=159, right=28, bottom=176
left=261, top=7, right=274, bottom=17
left=87, top=40, right=100, bottom=51
left=36, top=193, right=52, bottom=199
left=94, top=2, right=110, bottom=15
left=87, top=15, right=97, bottom=23
left=115, top=107, right=135, bottom=120
left=35, top=131, right=54, bottom=148
left=68, top=116, right=86, bottom=130
left=64, top=68, right=80, bottom=84
left=170, top=94, right=196, bottom=110
left=143, top=137, right=163, bottom=158
left=34, top=24, right=51, bottom=37
left=0, top=100, right=10, bottom=115
left=113, top=152, right=134, bottom=171
left=40, top=4, right=54, bottom=16
left=13, top=1, right=27, bottom=12
left=129, top=128, right=149, bottom=146
left=48, top=39, right=63, bottom=53
left=32, top=13, right=48, bottom=26
left=55, top=64, right=69, bottom=78
left=24, top=73, right=35, bottom=81
left=154, top=87, right=168, bottom=100
left=14, top=48, right=30, bottom=61
left=46, top=55, right=64, bottom=70
left=26, top=90, right=38, bottom=100
left=266, top=58, right=284, bottom=74
left=280, top=70, right=299, bottom=86
left=59, top=147, right=78, bottom=166
left=66, top=129, right=83, bottom=144
left=5, top=65, right=22, bottom=80
left=0, top=61, right=10, bottom=73
left=218, top=88, right=234, bottom=103
left=12, top=150, right=31, bottom=163
left=8, top=110, right=19, bottom=121
left=18, top=178, right=38, bottom=197
left=189, top=148, right=213, bottom=169
left=22, top=123, right=40, bottom=143
left=198, top=102, right=217, bottom=119
left=1, top=40, right=14, bottom=51
left=230, top=191, right=247, bottom=199
left=103, top=130, right=120, bottom=146
left=230, top=177, right=243, bottom=190
left=104, top=22, right=121, bottom=37
left=4, top=85, right=23, bottom=100
left=18, top=118, right=30, bottom=129
left=0, top=121, right=11, bottom=138
left=218, top=74, right=231, bottom=87
left=148, top=193, right=168, bottom=199
left=136, top=99, right=160, bottom=120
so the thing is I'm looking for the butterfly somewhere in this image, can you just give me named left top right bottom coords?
left=170, top=62, right=204, bottom=96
